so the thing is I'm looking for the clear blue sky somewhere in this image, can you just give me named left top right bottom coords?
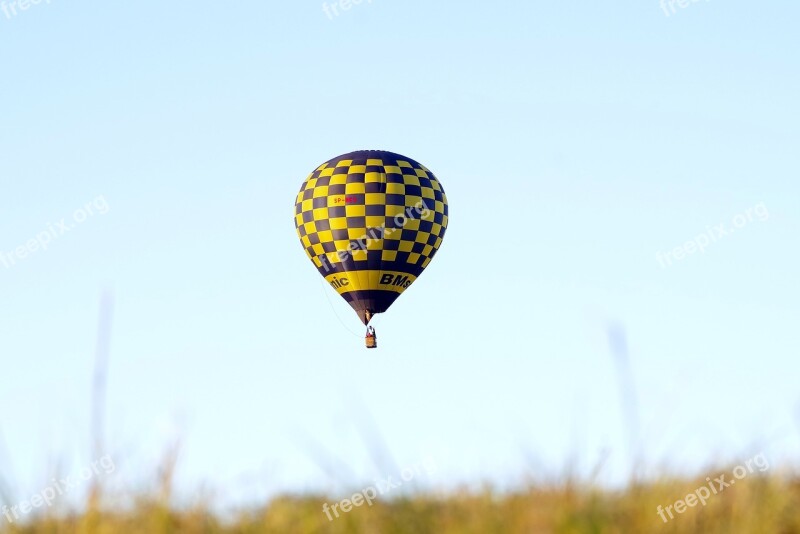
left=1, top=0, right=798, bottom=510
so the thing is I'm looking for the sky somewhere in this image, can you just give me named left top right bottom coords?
left=1, top=0, right=799, bottom=513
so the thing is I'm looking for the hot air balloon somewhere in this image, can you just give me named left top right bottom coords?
left=294, top=150, right=449, bottom=348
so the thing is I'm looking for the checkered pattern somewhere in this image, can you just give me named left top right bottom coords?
left=294, top=150, right=448, bottom=279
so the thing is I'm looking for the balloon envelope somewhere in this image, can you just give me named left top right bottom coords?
left=294, top=150, right=449, bottom=324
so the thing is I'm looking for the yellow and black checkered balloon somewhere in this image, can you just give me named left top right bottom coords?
left=294, top=150, right=449, bottom=324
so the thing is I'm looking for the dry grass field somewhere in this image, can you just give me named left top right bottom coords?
left=2, top=466, right=799, bottom=534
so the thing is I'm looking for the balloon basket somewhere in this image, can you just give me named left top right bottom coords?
left=365, top=336, right=377, bottom=349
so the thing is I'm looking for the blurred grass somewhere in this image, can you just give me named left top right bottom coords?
left=2, top=468, right=799, bottom=534
left=4, top=310, right=796, bottom=532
